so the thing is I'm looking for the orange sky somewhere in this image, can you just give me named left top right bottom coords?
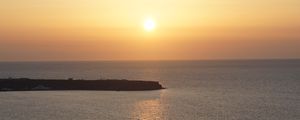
left=0, top=0, right=300, bottom=61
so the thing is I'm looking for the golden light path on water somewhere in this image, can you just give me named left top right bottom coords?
left=131, top=90, right=167, bottom=120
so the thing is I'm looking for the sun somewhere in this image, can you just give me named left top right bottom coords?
left=144, top=18, right=156, bottom=31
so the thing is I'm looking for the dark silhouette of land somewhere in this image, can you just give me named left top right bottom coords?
left=0, top=78, right=165, bottom=91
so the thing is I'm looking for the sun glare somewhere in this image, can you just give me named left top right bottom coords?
left=144, top=18, right=156, bottom=31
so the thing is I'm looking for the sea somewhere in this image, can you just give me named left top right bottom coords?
left=0, top=60, right=299, bottom=120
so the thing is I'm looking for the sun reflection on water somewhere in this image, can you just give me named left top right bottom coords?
left=131, top=91, right=167, bottom=120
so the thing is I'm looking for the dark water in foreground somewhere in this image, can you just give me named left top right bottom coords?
left=0, top=60, right=299, bottom=120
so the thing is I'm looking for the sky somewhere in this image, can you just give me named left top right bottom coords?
left=0, top=0, right=300, bottom=61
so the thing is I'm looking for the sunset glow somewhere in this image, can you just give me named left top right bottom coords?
left=0, top=0, right=299, bottom=61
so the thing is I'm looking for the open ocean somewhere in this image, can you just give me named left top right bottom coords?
left=0, top=60, right=299, bottom=120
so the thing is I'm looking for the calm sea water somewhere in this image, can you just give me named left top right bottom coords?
left=0, top=60, right=299, bottom=120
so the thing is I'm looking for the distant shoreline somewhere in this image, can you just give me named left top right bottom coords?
left=0, top=78, right=165, bottom=91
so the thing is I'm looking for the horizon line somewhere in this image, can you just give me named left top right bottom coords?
left=0, top=58, right=300, bottom=62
